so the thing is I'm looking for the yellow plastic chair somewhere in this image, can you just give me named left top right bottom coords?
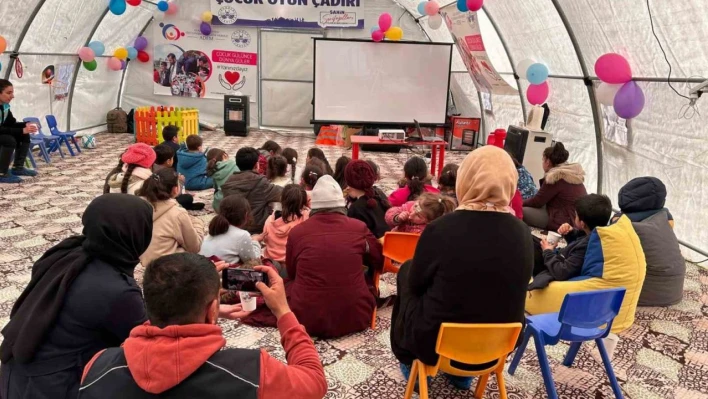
left=371, top=232, right=420, bottom=329
left=404, top=323, right=522, bottom=399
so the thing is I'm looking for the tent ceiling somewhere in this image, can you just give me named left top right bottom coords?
left=0, top=0, right=706, bottom=257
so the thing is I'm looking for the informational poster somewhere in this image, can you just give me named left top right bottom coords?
left=440, top=6, right=517, bottom=96
left=153, top=20, right=258, bottom=101
left=210, top=0, right=364, bottom=29
left=54, top=63, right=75, bottom=101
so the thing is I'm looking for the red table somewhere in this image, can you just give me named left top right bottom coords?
left=350, top=135, right=446, bottom=177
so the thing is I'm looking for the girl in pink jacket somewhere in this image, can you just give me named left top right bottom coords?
left=385, top=193, right=456, bottom=234
left=254, top=184, right=310, bottom=265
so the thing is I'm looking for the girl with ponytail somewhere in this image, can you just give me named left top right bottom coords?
left=344, top=160, right=390, bottom=238
left=199, top=195, right=262, bottom=264
left=137, top=168, right=206, bottom=266
left=282, top=147, right=298, bottom=184
left=387, top=156, right=440, bottom=207
left=523, top=141, right=588, bottom=231
left=104, top=143, right=156, bottom=195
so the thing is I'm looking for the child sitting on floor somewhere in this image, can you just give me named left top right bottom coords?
left=282, top=147, right=299, bottom=184
left=153, top=144, right=204, bottom=211
left=388, top=156, right=440, bottom=207
left=438, top=163, right=458, bottom=205
left=385, top=193, right=456, bottom=234
left=307, top=147, right=334, bottom=175
left=333, top=155, right=351, bottom=190
left=177, top=135, right=213, bottom=191
left=365, top=159, right=389, bottom=202
left=345, top=160, right=391, bottom=239
left=161, top=125, right=182, bottom=170
left=137, top=167, right=206, bottom=266
left=104, top=143, right=156, bottom=195
left=199, top=195, right=262, bottom=265
left=300, top=161, right=324, bottom=206
left=253, top=184, right=310, bottom=268
left=257, top=140, right=282, bottom=175
left=206, top=148, right=238, bottom=212
left=267, top=155, right=290, bottom=187
left=529, top=194, right=612, bottom=290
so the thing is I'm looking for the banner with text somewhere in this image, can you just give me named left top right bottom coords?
left=211, top=0, right=364, bottom=29
left=440, top=6, right=516, bottom=96
left=153, top=20, right=258, bottom=101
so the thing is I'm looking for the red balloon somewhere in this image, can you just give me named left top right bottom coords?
left=137, top=50, right=150, bottom=63
left=127, top=0, right=141, bottom=5
left=595, top=53, right=632, bottom=84
left=466, top=0, right=484, bottom=11
left=527, top=82, right=550, bottom=105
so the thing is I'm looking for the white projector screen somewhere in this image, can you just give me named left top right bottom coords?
left=313, top=39, right=452, bottom=125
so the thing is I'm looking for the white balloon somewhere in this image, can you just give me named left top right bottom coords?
left=516, top=58, right=536, bottom=80
left=428, top=14, right=443, bottom=30
left=596, top=82, right=623, bottom=106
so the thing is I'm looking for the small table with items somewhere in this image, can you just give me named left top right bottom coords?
left=350, top=135, right=446, bottom=177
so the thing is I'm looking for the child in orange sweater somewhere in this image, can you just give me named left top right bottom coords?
left=253, top=184, right=310, bottom=268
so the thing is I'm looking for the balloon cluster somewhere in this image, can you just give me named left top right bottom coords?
left=157, top=1, right=178, bottom=15
left=199, top=11, right=213, bottom=36
left=109, top=0, right=143, bottom=15
left=595, top=53, right=644, bottom=119
left=371, top=13, right=402, bottom=42
left=417, top=1, right=442, bottom=30
left=81, top=36, right=149, bottom=72
left=457, top=0, right=484, bottom=12
left=517, top=59, right=550, bottom=105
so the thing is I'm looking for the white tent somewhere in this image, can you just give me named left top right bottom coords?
left=1, top=0, right=706, bottom=259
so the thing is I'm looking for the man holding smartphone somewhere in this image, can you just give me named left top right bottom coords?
left=78, top=253, right=327, bottom=399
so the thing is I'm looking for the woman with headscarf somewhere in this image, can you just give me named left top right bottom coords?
left=0, top=194, right=153, bottom=399
left=390, top=146, right=534, bottom=390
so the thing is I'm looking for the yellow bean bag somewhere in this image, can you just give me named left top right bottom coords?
left=526, top=215, right=646, bottom=333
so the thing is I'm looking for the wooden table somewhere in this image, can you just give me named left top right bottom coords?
left=350, top=135, right=446, bottom=177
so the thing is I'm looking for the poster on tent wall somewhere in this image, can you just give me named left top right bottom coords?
left=440, top=6, right=516, bottom=96
left=210, top=0, right=364, bottom=29
left=153, top=21, right=258, bottom=101
left=54, top=64, right=75, bottom=101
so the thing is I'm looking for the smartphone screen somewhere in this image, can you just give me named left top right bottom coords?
left=221, top=268, right=269, bottom=292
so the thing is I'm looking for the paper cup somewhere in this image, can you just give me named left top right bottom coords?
left=547, top=231, right=562, bottom=245
left=239, top=291, right=257, bottom=311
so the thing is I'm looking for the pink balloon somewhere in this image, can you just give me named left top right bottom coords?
left=378, top=13, right=392, bottom=32
left=527, top=82, right=549, bottom=105
left=424, top=2, right=440, bottom=16
left=108, top=57, right=122, bottom=71
left=466, top=0, right=484, bottom=11
left=165, top=2, right=179, bottom=15
left=595, top=53, right=632, bottom=84
left=78, top=47, right=95, bottom=62
left=372, top=30, right=384, bottom=42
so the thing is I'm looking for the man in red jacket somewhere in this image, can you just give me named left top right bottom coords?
left=78, top=253, right=327, bottom=399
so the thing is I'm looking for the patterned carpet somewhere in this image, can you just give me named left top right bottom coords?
left=0, top=131, right=706, bottom=398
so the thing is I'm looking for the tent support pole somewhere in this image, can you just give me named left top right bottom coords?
left=482, top=7, right=527, bottom=121
left=117, top=17, right=155, bottom=109
left=3, top=0, right=48, bottom=80
left=66, top=8, right=110, bottom=131
left=549, top=0, right=604, bottom=194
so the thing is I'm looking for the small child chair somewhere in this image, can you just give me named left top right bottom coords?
left=45, top=114, right=81, bottom=156
left=404, top=322, right=522, bottom=399
left=508, top=288, right=627, bottom=399
left=24, top=117, right=64, bottom=159
left=29, top=137, right=50, bottom=165
left=371, top=232, right=420, bottom=329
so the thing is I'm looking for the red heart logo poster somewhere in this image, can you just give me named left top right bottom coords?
left=224, top=71, right=240, bottom=85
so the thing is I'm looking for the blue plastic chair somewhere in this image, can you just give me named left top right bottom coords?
left=45, top=115, right=81, bottom=156
left=30, top=137, right=50, bottom=164
left=508, top=288, right=627, bottom=399
left=24, top=117, right=64, bottom=159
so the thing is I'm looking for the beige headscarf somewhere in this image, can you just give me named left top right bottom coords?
left=455, top=145, right=518, bottom=213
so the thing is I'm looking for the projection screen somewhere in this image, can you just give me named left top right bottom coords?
left=313, top=38, right=452, bottom=125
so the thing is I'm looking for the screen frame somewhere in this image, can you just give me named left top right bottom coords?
left=311, top=38, right=453, bottom=127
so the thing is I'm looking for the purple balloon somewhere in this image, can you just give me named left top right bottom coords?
left=613, top=81, right=645, bottom=119
left=134, top=36, right=148, bottom=51
left=120, top=60, right=127, bottom=70
left=200, top=22, right=212, bottom=36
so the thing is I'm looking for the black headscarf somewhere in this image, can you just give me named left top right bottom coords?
left=0, top=194, right=153, bottom=364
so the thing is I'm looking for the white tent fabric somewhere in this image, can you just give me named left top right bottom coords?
left=0, top=0, right=706, bottom=258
